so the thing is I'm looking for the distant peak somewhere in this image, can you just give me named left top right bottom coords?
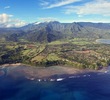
left=34, top=22, right=41, bottom=25
left=49, top=21, right=60, bottom=23
left=40, top=21, right=60, bottom=24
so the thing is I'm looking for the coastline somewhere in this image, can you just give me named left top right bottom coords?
left=0, top=63, right=22, bottom=67
left=0, top=63, right=108, bottom=79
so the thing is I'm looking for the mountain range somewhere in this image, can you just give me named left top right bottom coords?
left=1, top=21, right=110, bottom=42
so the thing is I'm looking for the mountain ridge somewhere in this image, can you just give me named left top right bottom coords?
left=0, top=21, right=110, bottom=42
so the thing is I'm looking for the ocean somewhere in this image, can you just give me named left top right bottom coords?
left=0, top=66, right=110, bottom=100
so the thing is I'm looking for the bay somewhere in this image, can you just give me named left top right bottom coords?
left=96, top=39, right=110, bottom=44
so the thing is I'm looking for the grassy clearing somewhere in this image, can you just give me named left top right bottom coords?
left=31, top=55, right=45, bottom=62
left=48, top=40, right=68, bottom=45
left=69, top=38, right=93, bottom=45
left=48, top=38, right=93, bottom=46
left=72, top=41, right=91, bottom=45
left=22, top=49, right=31, bottom=55
left=46, top=53, right=61, bottom=61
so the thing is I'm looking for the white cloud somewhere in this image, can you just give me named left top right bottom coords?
left=0, top=13, right=13, bottom=23
left=64, top=0, right=110, bottom=16
left=0, top=13, right=27, bottom=28
left=4, top=6, right=10, bottom=9
left=40, top=1, right=49, bottom=6
left=41, top=0, right=82, bottom=9
left=38, top=17, right=58, bottom=22
left=8, top=19, right=27, bottom=27
left=73, top=19, right=110, bottom=23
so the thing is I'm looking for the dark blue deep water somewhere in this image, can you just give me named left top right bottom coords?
left=1, top=67, right=110, bottom=100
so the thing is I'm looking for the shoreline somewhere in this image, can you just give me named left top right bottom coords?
left=0, top=63, right=108, bottom=79
left=0, top=63, right=22, bottom=67
left=0, top=63, right=107, bottom=71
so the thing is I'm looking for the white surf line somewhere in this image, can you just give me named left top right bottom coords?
left=69, top=75, right=81, bottom=79
left=69, top=74, right=89, bottom=78
left=38, top=79, right=41, bottom=82
left=76, top=75, right=80, bottom=78
left=97, top=70, right=109, bottom=75
left=87, top=74, right=91, bottom=77
left=82, top=74, right=91, bottom=77
left=50, top=79, right=55, bottom=82
left=69, top=75, right=86, bottom=79
left=56, top=78, right=65, bottom=81
left=69, top=74, right=91, bottom=79
left=26, top=77, right=35, bottom=81
left=104, top=71, right=108, bottom=73
left=36, top=78, right=64, bottom=82
left=97, top=72, right=104, bottom=75
left=30, top=78, right=35, bottom=81
left=44, top=79, right=47, bottom=82
left=83, top=75, right=87, bottom=77
left=36, top=74, right=92, bottom=82
left=35, top=74, right=92, bottom=82
left=69, top=76, right=75, bottom=78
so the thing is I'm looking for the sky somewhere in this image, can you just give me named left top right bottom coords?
left=0, top=0, right=110, bottom=27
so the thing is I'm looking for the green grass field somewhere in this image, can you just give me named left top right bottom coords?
left=0, top=38, right=110, bottom=69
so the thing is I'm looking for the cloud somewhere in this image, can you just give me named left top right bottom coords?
left=4, top=6, right=10, bottom=9
left=41, top=0, right=81, bottom=9
left=38, top=17, right=58, bottom=22
left=73, top=18, right=110, bottom=23
left=64, top=0, right=110, bottom=16
left=40, top=1, right=49, bottom=6
left=8, top=19, right=27, bottom=27
left=0, top=13, right=27, bottom=28
left=0, top=13, right=13, bottom=23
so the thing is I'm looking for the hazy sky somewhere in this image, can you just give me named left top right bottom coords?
left=0, top=0, right=110, bottom=27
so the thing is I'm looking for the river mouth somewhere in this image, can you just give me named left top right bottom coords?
left=96, top=39, right=110, bottom=44
left=0, top=65, right=110, bottom=100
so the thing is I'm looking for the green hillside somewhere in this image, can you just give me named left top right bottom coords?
left=0, top=22, right=110, bottom=43
left=0, top=22, right=110, bottom=69
left=0, top=38, right=110, bottom=70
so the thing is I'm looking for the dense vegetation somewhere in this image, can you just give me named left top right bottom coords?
left=0, top=38, right=110, bottom=70
left=1, top=22, right=110, bottom=69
